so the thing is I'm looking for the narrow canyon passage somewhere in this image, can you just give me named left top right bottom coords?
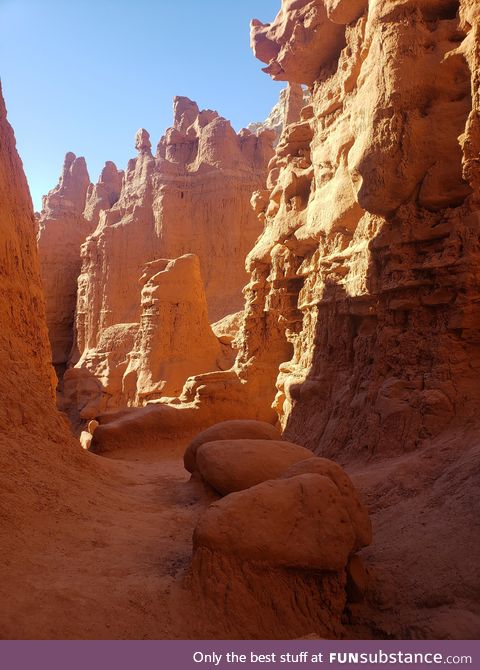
left=2, top=437, right=211, bottom=640
left=7, top=427, right=476, bottom=641
left=2, top=0, right=480, bottom=642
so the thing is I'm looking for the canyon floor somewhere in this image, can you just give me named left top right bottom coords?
left=3, top=428, right=478, bottom=640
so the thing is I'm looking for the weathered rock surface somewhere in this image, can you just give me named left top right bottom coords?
left=211, top=311, right=243, bottom=346
left=0, top=84, right=60, bottom=427
left=189, top=467, right=370, bottom=638
left=37, top=152, right=92, bottom=374
left=196, top=438, right=312, bottom=495
left=51, top=97, right=274, bottom=422
left=48, top=0, right=480, bottom=639
left=83, top=160, right=123, bottom=225
left=248, top=83, right=310, bottom=145
left=246, top=0, right=479, bottom=457
left=239, top=0, right=480, bottom=639
left=0, top=83, right=96, bottom=637
left=194, top=473, right=362, bottom=570
left=188, top=547, right=346, bottom=639
left=184, top=419, right=282, bottom=473
left=123, top=254, right=231, bottom=404
left=281, top=457, right=371, bottom=549
left=68, top=253, right=232, bottom=420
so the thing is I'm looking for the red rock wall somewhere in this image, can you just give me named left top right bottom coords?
left=0, top=84, right=90, bottom=625
left=243, top=0, right=480, bottom=459
left=42, top=98, right=275, bottom=422
left=37, top=152, right=93, bottom=375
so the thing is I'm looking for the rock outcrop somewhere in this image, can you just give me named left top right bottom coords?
left=188, top=424, right=371, bottom=639
left=95, top=0, right=480, bottom=639
left=37, top=152, right=92, bottom=375
left=41, top=97, right=275, bottom=423
left=0, top=83, right=95, bottom=637
left=246, top=0, right=480, bottom=456
left=122, top=253, right=232, bottom=405
left=0, top=83, right=59, bottom=425
left=248, top=83, right=311, bottom=144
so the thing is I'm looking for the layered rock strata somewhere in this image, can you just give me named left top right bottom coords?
left=37, top=152, right=92, bottom=375
left=92, top=0, right=480, bottom=639
left=42, top=97, right=275, bottom=422
left=247, top=0, right=480, bottom=457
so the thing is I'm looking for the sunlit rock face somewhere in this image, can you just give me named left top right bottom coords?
left=48, top=97, right=274, bottom=423
left=248, top=83, right=311, bottom=145
left=37, top=152, right=93, bottom=376
left=244, top=0, right=480, bottom=458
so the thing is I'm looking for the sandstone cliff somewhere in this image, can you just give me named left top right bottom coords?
left=248, top=83, right=311, bottom=144
left=240, top=0, right=480, bottom=637
left=0, top=83, right=96, bottom=637
left=248, top=0, right=478, bottom=456
left=39, top=97, right=274, bottom=423
left=92, top=0, right=480, bottom=639
left=37, top=152, right=92, bottom=375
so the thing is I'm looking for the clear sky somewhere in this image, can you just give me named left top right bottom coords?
left=0, top=0, right=283, bottom=210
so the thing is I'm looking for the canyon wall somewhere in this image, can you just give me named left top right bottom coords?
left=92, top=0, right=480, bottom=468
left=245, top=0, right=480, bottom=458
left=237, top=0, right=480, bottom=637
left=37, top=153, right=92, bottom=375
left=39, top=97, right=276, bottom=423
left=248, top=83, right=310, bottom=144
left=94, top=0, right=480, bottom=638
left=0, top=83, right=96, bottom=636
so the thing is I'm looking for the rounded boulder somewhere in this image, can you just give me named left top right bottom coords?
left=196, top=438, right=313, bottom=495
left=183, top=419, right=282, bottom=473
left=194, top=473, right=358, bottom=571
left=280, top=457, right=372, bottom=550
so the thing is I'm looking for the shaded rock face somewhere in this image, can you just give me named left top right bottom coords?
left=47, top=97, right=274, bottom=423
left=0, top=83, right=88, bottom=629
left=37, top=152, right=92, bottom=375
left=0, top=83, right=57, bottom=424
left=242, top=0, right=480, bottom=459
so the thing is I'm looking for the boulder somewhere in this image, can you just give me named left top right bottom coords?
left=194, top=473, right=359, bottom=571
left=280, top=457, right=372, bottom=549
left=184, top=419, right=282, bottom=473
left=196, top=438, right=313, bottom=495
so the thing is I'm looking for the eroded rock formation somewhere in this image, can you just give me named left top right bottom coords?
left=92, top=0, right=480, bottom=639
left=248, top=83, right=310, bottom=144
left=187, top=424, right=372, bottom=639
left=37, top=152, right=92, bottom=375
left=123, top=253, right=232, bottom=405
left=0, top=84, right=96, bottom=638
left=244, top=0, right=480, bottom=458
left=41, top=97, right=275, bottom=423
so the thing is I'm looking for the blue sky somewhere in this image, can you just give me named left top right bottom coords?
left=0, top=0, right=282, bottom=210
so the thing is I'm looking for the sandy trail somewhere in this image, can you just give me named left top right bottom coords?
left=2, top=438, right=213, bottom=640
left=3, top=429, right=478, bottom=640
